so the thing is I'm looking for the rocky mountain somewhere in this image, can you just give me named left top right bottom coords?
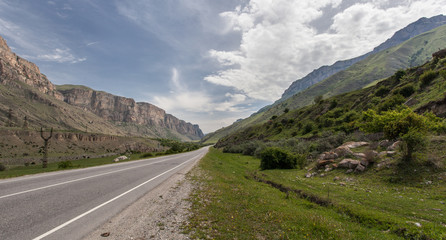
left=280, top=14, right=446, bottom=102
left=0, top=35, right=203, bottom=140
left=58, top=85, right=203, bottom=139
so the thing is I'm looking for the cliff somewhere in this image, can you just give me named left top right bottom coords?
left=59, top=86, right=204, bottom=139
left=0, top=35, right=203, bottom=140
left=0, top=36, right=63, bottom=100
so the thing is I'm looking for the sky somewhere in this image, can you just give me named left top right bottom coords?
left=1, top=0, right=446, bottom=133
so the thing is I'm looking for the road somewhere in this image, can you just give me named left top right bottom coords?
left=0, top=147, right=209, bottom=240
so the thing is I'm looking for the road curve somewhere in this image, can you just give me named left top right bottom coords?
left=0, top=146, right=209, bottom=240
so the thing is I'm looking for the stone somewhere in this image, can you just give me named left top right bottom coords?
left=113, top=155, right=128, bottom=162
left=333, top=176, right=340, bottom=181
left=341, top=141, right=369, bottom=149
left=334, top=146, right=354, bottom=157
left=325, top=167, right=333, bottom=172
left=305, top=173, right=313, bottom=178
left=338, top=159, right=360, bottom=169
left=346, top=169, right=354, bottom=174
left=355, top=164, right=366, bottom=172
left=316, top=159, right=334, bottom=169
left=378, top=140, right=391, bottom=148
left=353, top=152, right=366, bottom=159
left=321, top=152, right=338, bottom=160
left=387, top=141, right=401, bottom=151
left=360, top=159, right=369, bottom=167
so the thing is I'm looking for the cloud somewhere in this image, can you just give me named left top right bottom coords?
left=205, top=0, right=446, bottom=102
left=28, top=48, right=86, bottom=63
left=152, top=67, right=249, bottom=115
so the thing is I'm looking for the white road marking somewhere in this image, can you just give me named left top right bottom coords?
left=0, top=156, right=181, bottom=200
left=32, top=154, right=202, bottom=240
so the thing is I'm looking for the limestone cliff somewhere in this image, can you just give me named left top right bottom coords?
left=59, top=87, right=204, bottom=139
left=0, top=36, right=63, bottom=100
left=0, top=35, right=203, bottom=140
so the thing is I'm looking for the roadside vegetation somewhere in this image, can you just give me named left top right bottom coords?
left=0, top=139, right=204, bottom=179
left=186, top=148, right=446, bottom=239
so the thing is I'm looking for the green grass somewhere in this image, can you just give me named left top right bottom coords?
left=0, top=153, right=144, bottom=179
left=185, top=148, right=446, bottom=239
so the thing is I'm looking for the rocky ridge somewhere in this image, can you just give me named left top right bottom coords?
left=0, top=35, right=203, bottom=140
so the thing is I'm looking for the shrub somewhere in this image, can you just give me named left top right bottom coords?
left=397, top=84, right=415, bottom=98
left=377, top=94, right=405, bottom=112
left=284, top=108, right=289, bottom=113
left=394, top=70, right=406, bottom=82
left=140, top=152, right=154, bottom=158
left=58, top=161, right=73, bottom=169
left=259, top=147, right=302, bottom=170
left=303, top=122, right=314, bottom=134
left=0, top=163, right=6, bottom=171
left=400, top=128, right=427, bottom=162
left=375, top=86, right=390, bottom=97
left=420, top=69, right=438, bottom=88
left=440, top=69, right=446, bottom=80
left=314, top=95, right=323, bottom=104
left=329, top=100, right=338, bottom=110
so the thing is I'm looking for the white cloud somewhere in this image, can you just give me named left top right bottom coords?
left=205, top=0, right=446, bottom=102
left=25, top=48, right=86, bottom=63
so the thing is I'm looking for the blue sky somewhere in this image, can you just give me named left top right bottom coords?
left=1, top=0, right=446, bottom=133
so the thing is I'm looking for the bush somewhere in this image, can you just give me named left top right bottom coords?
left=303, top=122, right=314, bottom=134
left=259, top=147, right=303, bottom=170
left=0, top=163, right=6, bottom=171
left=397, top=84, right=415, bottom=98
left=440, top=69, right=446, bottom=80
left=394, top=70, right=406, bottom=82
left=375, top=86, right=390, bottom=97
left=58, top=161, right=73, bottom=169
left=400, top=128, right=427, bottom=162
left=140, top=152, right=154, bottom=158
left=420, top=69, right=438, bottom=88
left=377, top=94, right=405, bottom=112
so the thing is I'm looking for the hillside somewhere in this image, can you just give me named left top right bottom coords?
left=0, top=35, right=203, bottom=141
left=280, top=14, right=446, bottom=102
left=216, top=52, right=446, bottom=149
left=203, top=23, right=446, bottom=144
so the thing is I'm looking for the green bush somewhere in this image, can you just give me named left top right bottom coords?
left=377, top=94, right=405, bottom=112
left=375, top=86, right=390, bottom=97
left=397, top=84, right=415, bottom=98
left=420, top=69, right=438, bottom=88
left=0, top=163, right=6, bottom=171
left=400, top=128, right=427, bottom=162
left=58, top=161, right=73, bottom=169
left=140, top=152, right=154, bottom=158
left=302, top=122, right=314, bottom=134
left=440, top=69, right=446, bottom=80
left=394, top=70, right=406, bottom=82
left=259, top=147, right=302, bottom=170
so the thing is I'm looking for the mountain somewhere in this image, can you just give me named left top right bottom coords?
left=0, top=35, right=203, bottom=141
left=215, top=50, right=446, bottom=148
left=280, top=14, right=446, bottom=102
left=202, top=18, right=446, bottom=144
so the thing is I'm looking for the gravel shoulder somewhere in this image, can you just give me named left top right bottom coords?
left=83, top=156, right=199, bottom=240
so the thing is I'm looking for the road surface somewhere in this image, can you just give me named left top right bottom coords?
left=0, top=147, right=209, bottom=240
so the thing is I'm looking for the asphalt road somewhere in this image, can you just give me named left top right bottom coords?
left=0, top=146, right=209, bottom=240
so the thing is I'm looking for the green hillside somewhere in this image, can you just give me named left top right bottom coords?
left=202, top=24, right=446, bottom=144
left=215, top=55, right=446, bottom=151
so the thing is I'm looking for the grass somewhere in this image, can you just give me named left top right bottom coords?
left=0, top=153, right=143, bottom=179
left=185, top=148, right=446, bottom=239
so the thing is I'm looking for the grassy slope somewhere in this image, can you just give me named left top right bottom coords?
left=216, top=56, right=446, bottom=148
left=186, top=148, right=446, bottom=239
left=202, top=24, right=446, bottom=144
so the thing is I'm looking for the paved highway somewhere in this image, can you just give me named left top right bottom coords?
left=0, top=147, right=209, bottom=240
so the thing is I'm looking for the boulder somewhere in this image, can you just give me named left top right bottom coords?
left=355, top=164, right=366, bottom=172
left=378, top=140, right=392, bottom=148
left=334, top=146, right=353, bottom=157
left=353, top=152, right=366, bottom=159
left=360, top=159, right=369, bottom=167
left=320, top=152, right=338, bottom=160
left=316, top=160, right=334, bottom=169
left=338, top=159, right=360, bottom=169
left=113, top=155, right=128, bottom=162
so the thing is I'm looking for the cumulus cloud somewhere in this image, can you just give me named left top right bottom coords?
left=205, top=0, right=446, bottom=102
left=153, top=67, right=249, bottom=114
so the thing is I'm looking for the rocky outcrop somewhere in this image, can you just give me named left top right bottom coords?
left=59, top=87, right=204, bottom=139
left=279, top=15, right=446, bottom=102
left=0, top=36, right=63, bottom=100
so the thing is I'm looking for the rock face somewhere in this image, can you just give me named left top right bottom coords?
left=59, top=87, right=203, bottom=139
left=279, top=14, right=446, bottom=102
left=0, top=36, right=63, bottom=100
left=0, top=35, right=203, bottom=140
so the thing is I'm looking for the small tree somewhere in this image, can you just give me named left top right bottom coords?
left=40, top=128, right=53, bottom=168
left=314, top=95, right=323, bottom=104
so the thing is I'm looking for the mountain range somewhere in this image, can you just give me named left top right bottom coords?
left=202, top=15, right=446, bottom=144
left=0, top=36, right=203, bottom=141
